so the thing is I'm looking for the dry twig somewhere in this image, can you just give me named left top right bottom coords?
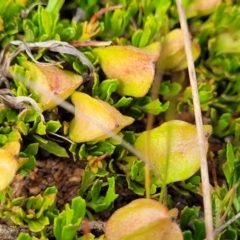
left=175, top=0, right=214, bottom=239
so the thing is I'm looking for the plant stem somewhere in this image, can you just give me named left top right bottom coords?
left=175, top=0, right=214, bottom=239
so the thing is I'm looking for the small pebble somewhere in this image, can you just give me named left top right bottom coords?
left=29, top=185, right=41, bottom=195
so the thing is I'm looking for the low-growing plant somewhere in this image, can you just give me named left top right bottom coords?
left=0, top=0, right=240, bottom=239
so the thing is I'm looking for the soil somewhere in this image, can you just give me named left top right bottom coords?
left=11, top=157, right=86, bottom=210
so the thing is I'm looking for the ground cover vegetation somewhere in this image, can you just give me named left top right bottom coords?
left=0, top=0, right=240, bottom=239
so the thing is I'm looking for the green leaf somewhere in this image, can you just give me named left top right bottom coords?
left=53, top=197, right=85, bottom=240
left=160, top=81, right=182, bottom=96
left=0, top=190, right=6, bottom=204
left=98, top=79, right=120, bottom=101
left=46, top=120, right=61, bottom=133
left=12, top=197, right=25, bottom=206
left=180, top=206, right=200, bottom=229
left=79, top=144, right=88, bottom=160
left=183, top=230, right=193, bottom=240
left=56, top=207, right=80, bottom=239
left=131, top=96, right=169, bottom=116
left=42, top=193, right=57, bottom=210
left=140, top=16, right=158, bottom=48
left=38, top=6, right=54, bottom=39
left=16, top=233, right=32, bottom=240
left=223, top=142, right=235, bottom=186
left=36, top=121, right=46, bottom=135
left=0, top=126, right=11, bottom=134
left=88, top=141, right=116, bottom=156
left=7, top=130, right=22, bottom=141
left=91, top=179, right=103, bottom=202
left=61, top=224, right=79, bottom=240
left=16, top=82, right=28, bottom=97
left=91, top=73, right=100, bottom=97
left=6, top=109, right=18, bottom=122
left=109, top=9, right=128, bottom=37
left=33, top=135, right=69, bottom=157
left=60, top=27, right=76, bottom=41
left=69, top=143, right=78, bottom=161
left=138, top=14, right=159, bottom=48
left=40, top=140, right=69, bottom=157
left=16, top=121, right=29, bottom=135
left=213, top=113, right=231, bottom=137
left=24, top=143, right=39, bottom=157
left=0, top=108, right=7, bottom=123
left=28, top=216, right=49, bottom=232
left=123, top=157, right=158, bottom=195
left=226, top=142, right=235, bottom=171
left=46, top=0, right=64, bottom=14
left=137, top=99, right=169, bottom=115
left=10, top=214, right=24, bottom=226
left=43, top=186, right=58, bottom=196
left=23, top=19, right=37, bottom=42
left=71, top=196, right=86, bottom=224
left=26, top=195, right=44, bottom=210
left=139, top=28, right=152, bottom=47
left=0, top=134, right=7, bottom=145
left=218, top=226, right=238, bottom=240
left=132, top=30, right=143, bottom=47
left=79, top=169, right=96, bottom=194
left=87, top=177, right=118, bottom=212
left=18, top=108, right=40, bottom=123
left=35, top=206, right=44, bottom=219
left=193, top=219, right=206, bottom=240
left=126, top=177, right=145, bottom=195
left=65, top=204, right=74, bottom=225
left=54, top=215, right=64, bottom=240
left=180, top=175, right=201, bottom=193
left=123, top=131, right=136, bottom=145
left=113, top=96, right=133, bottom=108
left=19, top=156, right=36, bottom=174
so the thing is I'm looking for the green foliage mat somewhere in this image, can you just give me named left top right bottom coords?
left=0, top=0, right=240, bottom=239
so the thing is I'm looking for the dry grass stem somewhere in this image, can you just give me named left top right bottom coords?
left=175, top=0, right=214, bottom=239
left=213, top=211, right=240, bottom=237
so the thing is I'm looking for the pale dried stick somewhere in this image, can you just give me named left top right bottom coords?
left=213, top=211, right=240, bottom=237
left=175, top=0, right=214, bottom=239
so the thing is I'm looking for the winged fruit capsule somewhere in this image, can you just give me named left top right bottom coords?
left=105, top=198, right=183, bottom=240
left=156, top=29, right=200, bottom=71
left=21, top=61, right=83, bottom=111
left=185, top=0, right=221, bottom=18
left=134, top=120, right=212, bottom=184
left=0, top=141, right=21, bottom=191
left=93, top=44, right=159, bottom=97
left=69, top=92, right=134, bottom=143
